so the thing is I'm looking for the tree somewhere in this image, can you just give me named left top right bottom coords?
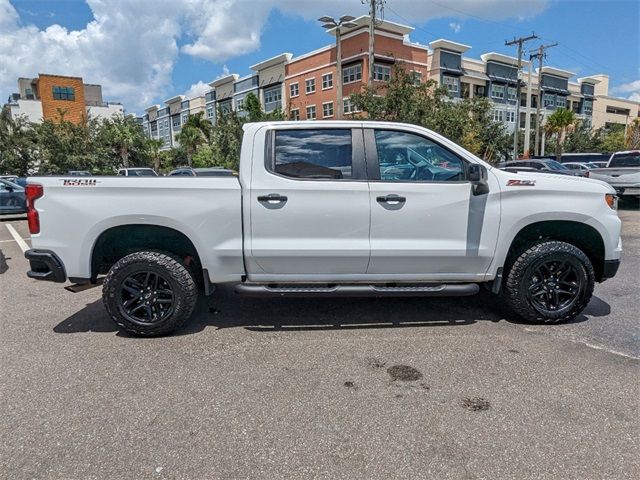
left=0, top=111, right=37, bottom=175
left=564, top=120, right=602, bottom=153
left=210, top=109, right=244, bottom=170
left=145, top=138, right=165, bottom=172
left=242, top=92, right=285, bottom=122
left=175, top=125, right=206, bottom=167
left=600, top=128, right=626, bottom=152
left=543, top=108, right=576, bottom=161
left=99, top=115, right=147, bottom=168
left=626, top=118, right=640, bottom=150
left=183, top=111, right=212, bottom=140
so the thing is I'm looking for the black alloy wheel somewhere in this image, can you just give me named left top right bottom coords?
left=119, top=271, right=175, bottom=324
left=526, top=258, right=583, bottom=315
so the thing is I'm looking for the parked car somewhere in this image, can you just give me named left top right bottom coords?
left=24, top=121, right=621, bottom=336
left=68, top=171, right=92, bottom=176
left=0, top=178, right=26, bottom=214
left=168, top=167, right=236, bottom=177
left=563, top=162, right=597, bottom=177
left=558, top=153, right=611, bottom=164
left=499, top=159, right=584, bottom=176
left=589, top=150, right=640, bottom=198
left=0, top=175, right=27, bottom=187
left=117, top=168, right=158, bottom=177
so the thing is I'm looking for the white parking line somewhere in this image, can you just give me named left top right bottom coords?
left=5, top=224, right=30, bottom=253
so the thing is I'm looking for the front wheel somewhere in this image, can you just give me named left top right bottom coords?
left=103, top=251, right=198, bottom=336
left=503, top=241, right=594, bottom=324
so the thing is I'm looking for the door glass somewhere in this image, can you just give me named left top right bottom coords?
left=273, top=129, right=352, bottom=179
left=374, top=130, right=465, bottom=182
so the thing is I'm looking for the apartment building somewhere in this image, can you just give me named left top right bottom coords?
left=139, top=15, right=638, bottom=148
left=3, top=74, right=123, bottom=124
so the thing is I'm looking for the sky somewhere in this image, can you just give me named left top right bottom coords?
left=1, top=0, right=638, bottom=114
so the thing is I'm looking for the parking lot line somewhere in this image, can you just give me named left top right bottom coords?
left=5, top=224, right=30, bottom=253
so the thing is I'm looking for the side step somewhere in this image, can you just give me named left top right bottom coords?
left=235, top=283, right=479, bottom=298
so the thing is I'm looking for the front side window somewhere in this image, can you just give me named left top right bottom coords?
left=322, top=102, right=334, bottom=118
left=374, top=64, right=391, bottom=82
left=491, top=84, right=505, bottom=99
left=322, top=73, right=333, bottom=89
left=442, top=75, right=459, bottom=93
left=305, top=78, right=316, bottom=94
left=306, top=105, right=316, bottom=120
left=289, top=83, right=299, bottom=97
left=52, top=86, right=75, bottom=101
left=374, top=130, right=465, bottom=182
left=343, top=64, right=362, bottom=84
left=273, top=129, right=352, bottom=179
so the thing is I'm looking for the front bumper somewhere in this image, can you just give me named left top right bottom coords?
left=25, top=249, right=67, bottom=283
left=601, top=259, right=620, bottom=281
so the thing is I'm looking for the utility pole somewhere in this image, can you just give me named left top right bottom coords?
left=532, top=42, right=558, bottom=156
left=505, top=33, right=538, bottom=160
left=364, top=0, right=385, bottom=88
left=523, top=55, right=534, bottom=157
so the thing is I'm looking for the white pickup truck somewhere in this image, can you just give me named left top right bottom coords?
left=589, top=150, right=640, bottom=199
left=24, top=121, right=622, bottom=336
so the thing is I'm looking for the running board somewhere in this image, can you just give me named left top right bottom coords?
left=235, top=283, right=479, bottom=298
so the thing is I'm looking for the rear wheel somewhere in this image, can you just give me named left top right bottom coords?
left=503, top=241, right=594, bottom=324
left=103, top=251, right=198, bottom=336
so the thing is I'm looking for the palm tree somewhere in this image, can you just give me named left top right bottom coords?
left=146, top=138, right=165, bottom=173
left=183, top=111, right=212, bottom=140
left=175, top=125, right=205, bottom=167
left=543, top=108, right=576, bottom=161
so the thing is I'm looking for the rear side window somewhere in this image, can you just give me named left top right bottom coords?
left=273, top=129, right=352, bottom=179
left=609, top=153, right=640, bottom=167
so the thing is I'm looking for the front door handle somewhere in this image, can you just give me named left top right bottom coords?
left=376, top=194, right=406, bottom=204
left=257, top=193, right=288, bottom=203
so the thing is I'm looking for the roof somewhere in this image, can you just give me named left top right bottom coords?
left=577, top=76, right=601, bottom=85
left=429, top=39, right=471, bottom=54
left=144, top=104, right=161, bottom=112
left=540, top=66, right=576, bottom=79
left=250, top=52, right=293, bottom=71
left=164, top=94, right=185, bottom=104
left=481, top=52, right=530, bottom=68
left=209, top=74, right=239, bottom=88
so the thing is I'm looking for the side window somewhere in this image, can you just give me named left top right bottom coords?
left=374, top=130, right=465, bottom=182
left=272, top=129, right=352, bottom=180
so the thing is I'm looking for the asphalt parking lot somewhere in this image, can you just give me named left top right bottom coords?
left=1, top=208, right=638, bottom=479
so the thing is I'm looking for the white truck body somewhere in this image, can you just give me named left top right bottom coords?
left=24, top=121, right=623, bottom=334
left=589, top=150, right=640, bottom=197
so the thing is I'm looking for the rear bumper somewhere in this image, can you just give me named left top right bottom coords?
left=601, top=259, right=620, bottom=281
left=25, top=249, right=67, bottom=283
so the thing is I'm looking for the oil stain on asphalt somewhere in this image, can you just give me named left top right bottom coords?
left=387, top=365, right=423, bottom=382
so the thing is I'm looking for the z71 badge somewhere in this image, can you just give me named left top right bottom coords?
left=62, top=179, right=98, bottom=186
left=507, top=179, right=536, bottom=187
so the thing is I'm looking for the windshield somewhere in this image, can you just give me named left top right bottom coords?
left=545, top=160, right=568, bottom=171
left=609, top=153, right=640, bottom=167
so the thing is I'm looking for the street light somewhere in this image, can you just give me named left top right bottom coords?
left=318, top=15, right=358, bottom=119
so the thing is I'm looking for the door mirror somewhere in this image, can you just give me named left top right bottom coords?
left=468, top=164, right=489, bottom=195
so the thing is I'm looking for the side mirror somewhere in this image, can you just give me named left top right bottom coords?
left=468, top=164, right=489, bottom=196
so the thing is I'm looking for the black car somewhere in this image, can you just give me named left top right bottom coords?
left=168, top=167, right=237, bottom=177
left=0, top=178, right=27, bottom=214
left=499, top=159, right=583, bottom=176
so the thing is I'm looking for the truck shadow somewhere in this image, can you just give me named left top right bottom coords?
left=53, top=287, right=609, bottom=336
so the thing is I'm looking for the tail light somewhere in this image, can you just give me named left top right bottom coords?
left=25, top=184, right=44, bottom=234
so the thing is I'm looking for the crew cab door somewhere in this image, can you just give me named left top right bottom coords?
left=246, top=126, right=370, bottom=281
left=364, top=127, right=500, bottom=281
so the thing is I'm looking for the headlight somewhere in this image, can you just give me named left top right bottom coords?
left=605, top=193, right=618, bottom=210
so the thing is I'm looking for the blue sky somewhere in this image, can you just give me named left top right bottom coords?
left=2, top=0, right=638, bottom=113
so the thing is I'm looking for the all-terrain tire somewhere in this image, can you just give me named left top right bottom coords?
left=503, top=241, right=595, bottom=324
left=102, top=251, right=198, bottom=336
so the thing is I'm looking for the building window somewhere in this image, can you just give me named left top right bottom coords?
left=289, top=83, right=299, bottom=98
left=461, top=82, right=471, bottom=99
left=556, top=96, right=567, bottom=109
left=181, top=100, right=190, bottom=110
left=273, top=129, right=352, bottom=179
left=442, top=75, right=459, bottom=94
left=322, top=73, right=333, bottom=90
left=343, top=63, right=362, bottom=84
left=543, top=93, right=555, bottom=108
left=322, top=102, right=334, bottom=118
left=172, top=116, right=181, bottom=128
left=305, top=78, right=316, bottom=94
left=236, top=98, right=245, bottom=111
left=374, top=64, right=391, bottom=82
left=25, top=87, right=34, bottom=100
left=206, top=106, right=215, bottom=118
left=491, top=109, right=505, bottom=122
left=475, top=85, right=486, bottom=97
left=306, top=105, right=316, bottom=120
left=264, top=86, right=282, bottom=105
left=507, top=87, right=517, bottom=102
left=410, top=71, right=422, bottom=85
left=491, top=84, right=505, bottom=100
left=505, top=111, right=516, bottom=123
left=343, top=97, right=360, bottom=115
left=52, top=86, right=75, bottom=101
left=290, top=108, right=300, bottom=121
left=583, top=100, right=593, bottom=115
left=182, top=113, right=189, bottom=124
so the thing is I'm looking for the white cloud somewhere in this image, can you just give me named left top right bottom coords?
left=184, top=81, right=211, bottom=99
left=611, top=79, right=640, bottom=102
left=0, top=0, right=549, bottom=112
left=449, top=22, right=462, bottom=33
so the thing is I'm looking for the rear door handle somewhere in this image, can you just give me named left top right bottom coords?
left=257, top=193, right=288, bottom=203
left=376, top=194, right=406, bottom=204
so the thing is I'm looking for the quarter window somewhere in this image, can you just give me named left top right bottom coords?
left=273, top=129, right=352, bottom=179
left=343, top=64, right=362, bottom=84
left=374, top=130, right=465, bottom=182
left=305, top=78, right=316, bottom=94
left=306, top=105, right=316, bottom=120
left=322, top=73, right=333, bottom=89
left=52, top=86, right=75, bottom=101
